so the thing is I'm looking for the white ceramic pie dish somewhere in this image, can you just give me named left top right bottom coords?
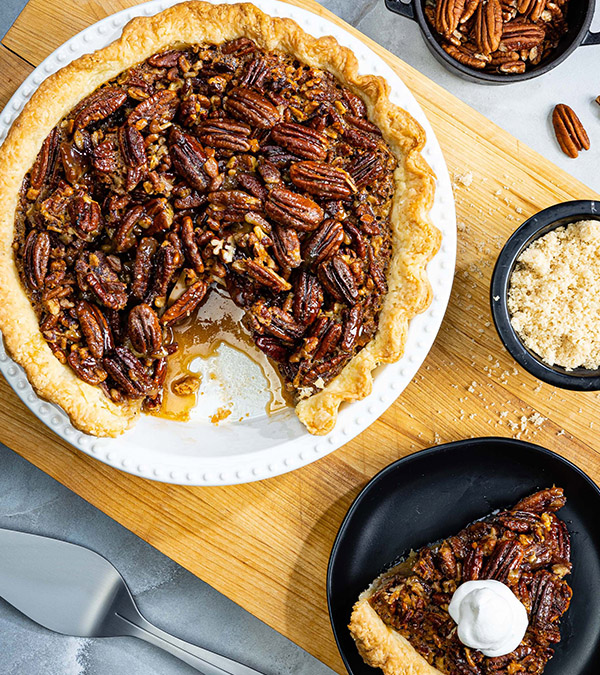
left=0, top=0, right=456, bottom=485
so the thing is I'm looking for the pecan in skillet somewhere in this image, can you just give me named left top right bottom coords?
left=15, top=40, right=396, bottom=409
left=426, top=0, right=570, bottom=74
left=367, top=488, right=572, bottom=675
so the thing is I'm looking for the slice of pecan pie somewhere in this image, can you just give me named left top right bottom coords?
left=350, top=487, right=573, bottom=675
left=0, top=2, right=439, bottom=436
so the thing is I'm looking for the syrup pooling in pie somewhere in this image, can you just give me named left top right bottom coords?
left=14, top=38, right=396, bottom=414
left=158, top=288, right=291, bottom=422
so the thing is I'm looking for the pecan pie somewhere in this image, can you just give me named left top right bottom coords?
left=0, top=2, right=439, bottom=437
left=350, top=487, right=572, bottom=675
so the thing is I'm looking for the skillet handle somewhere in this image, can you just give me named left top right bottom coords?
left=582, top=30, right=600, bottom=45
left=385, top=0, right=416, bottom=21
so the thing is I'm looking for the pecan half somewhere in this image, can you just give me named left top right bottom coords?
left=341, top=304, right=363, bottom=351
left=198, top=119, right=253, bottom=152
left=103, top=346, right=153, bottom=398
left=119, top=124, right=147, bottom=168
left=114, top=205, right=147, bottom=253
left=499, top=20, right=545, bottom=51
left=271, top=225, right=302, bottom=269
left=474, top=0, right=503, bottom=54
left=348, top=153, right=384, bottom=189
left=436, top=0, right=466, bottom=37
left=293, top=271, right=323, bottom=326
left=180, top=215, right=204, bottom=273
left=208, top=189, right=262, bottom=212
left=481, top=540, right=524, bottom=582
left=234, top=258, right=292, bottom=292
left=552, top=104, right=590, bottom=158
left=132, top=237, right=158, bottom=300
left=289, top=161, right=357, bottom=200
left=250, top=302, right=305, bottom=343
left=224, top=86, right=280, bottom=129
left=271, top=123, right=328, bottom=160
left=128, top=89, right=179, bottom=126
left=160, top=280, right=208, bottom=326
left=146, top=242, right=183, bottom=308
left=169, top=126, right=209, bottom=191
left=23, top=230, right=50, bottom=290
left=318, top=255, right=359, bottom=305
left=75, top=250, right=128, bottom=310
left=441, top=42, right=488, bottom=68
left=68, top=194, right=102, bottom=241
left=73, top=87, right=127, bottom=130
left=517, top=0, right=546, bottom=21
left=68, top=349, right=107, bottom=386
left=513, top=487, right=566, bottom=513
left=303, top=219, right=345, bottom=267
left=265, top=187, right=324, bottom=232
left=128, top=303, right=163, bottom=356
left=76, top=300, right=114, bottom=359
left=30, top=128, right=60, bottom=191
left=254, top=336, right=289, bottom=362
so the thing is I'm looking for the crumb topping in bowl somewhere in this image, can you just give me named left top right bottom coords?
left=508, top=219, right=600, bottom=371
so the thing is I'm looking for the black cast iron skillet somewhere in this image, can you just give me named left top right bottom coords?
left=491, top=200, right=600, bottom=390
left=385, top=0, right=600, bottom=83
left=327, top=437, right=600, bottom=674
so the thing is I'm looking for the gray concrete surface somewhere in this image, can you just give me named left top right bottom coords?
left=1, top=0, right=599, bottom=673
left=0, top=443, right=335, bottom=675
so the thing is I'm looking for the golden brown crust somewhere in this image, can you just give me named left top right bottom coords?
left=0, top=1, right=439, bottom=437
left=350, top=597, right=443, bottom=675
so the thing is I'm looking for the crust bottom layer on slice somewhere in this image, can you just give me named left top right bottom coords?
left=350, top=596, right=442, bottom=675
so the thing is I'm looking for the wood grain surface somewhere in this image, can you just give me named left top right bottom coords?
left=2, top=1, right=600, bottom=671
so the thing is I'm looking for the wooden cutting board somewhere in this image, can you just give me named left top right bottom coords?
left=1, top=0, right=599, bottom=671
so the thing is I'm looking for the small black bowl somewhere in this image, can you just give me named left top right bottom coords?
left=327, top=438, right=600, bottom=675
left=491, top=200, right=600, bottom=390
left=385, top=0, right=600, bottom=84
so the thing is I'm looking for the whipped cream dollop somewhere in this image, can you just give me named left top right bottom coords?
left=448, top=580, right=528, bottom=657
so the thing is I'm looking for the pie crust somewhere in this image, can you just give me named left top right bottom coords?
left=350, top=568, right=443, bottom=675
left=0, top=1, right=438, bottom=437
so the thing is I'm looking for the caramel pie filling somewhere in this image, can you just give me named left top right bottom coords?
left=368, top=488, right=572, bottom=674
left=14, top=39, right=396, bottom=414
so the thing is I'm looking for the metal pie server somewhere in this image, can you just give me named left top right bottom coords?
left=0, top=527, right=265, bottom=675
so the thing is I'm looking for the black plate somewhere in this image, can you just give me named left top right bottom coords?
left=327, top=437, right=600, bottom=675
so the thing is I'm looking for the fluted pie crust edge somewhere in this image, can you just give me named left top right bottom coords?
left=0, top=1, right=439, bottom=437
left=349, top=567, right=442, bottom=675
